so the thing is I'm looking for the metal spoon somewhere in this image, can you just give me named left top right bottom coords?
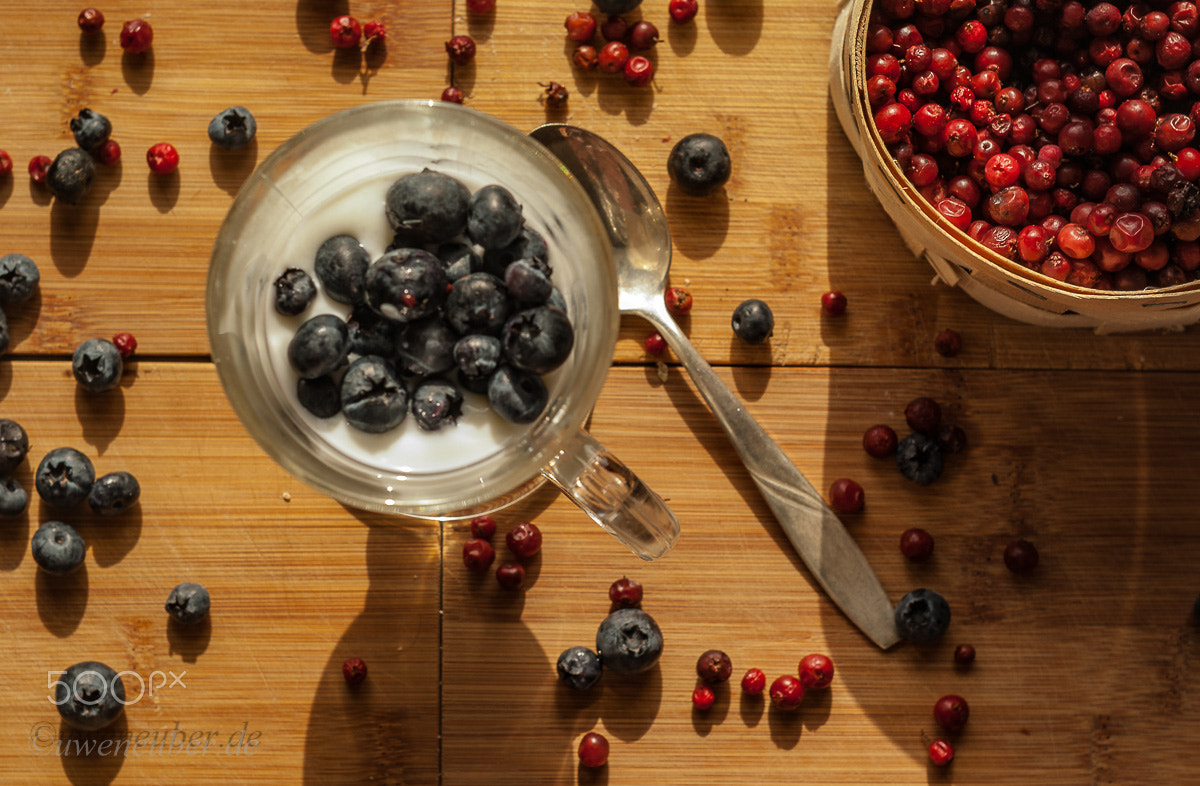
left=531, top=124, right=900, bottom=649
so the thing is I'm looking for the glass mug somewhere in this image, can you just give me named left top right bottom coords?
left=206, top=101, right=679, bottom=560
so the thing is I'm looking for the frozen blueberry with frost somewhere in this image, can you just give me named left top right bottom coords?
left=445, top=272, right=510, bottom=336
left=165, top=582, right=211, bottom=624
left=410, top=379, right=464, bottom=431
left=46, top=148, right=97, bottom=204
left=394, top=318, right=458, bottom=377
left=32, top=520, right=86, bottom=574
left=488, top=365, right=548, bottom=424
left=36, top=447, right=95, bottom=509
left=467, top=184, right=524, bottom=249
left=56, top=661, right=125, bottom=731
left=483, top=226, right=549, bottom=277
left=69, top=108, right=112, bottom=153
left=385, top=169, right=471, bottom=245
left=314, top=235, right=370, bottom=305
left=595, top=607, right=664, bottom=675
left=340, top=355, right=408, bottom=433
left=345, top=303, right=400, bottom=358
left=437, top=242, right=482, bottom=281
left=0, top=477, right=28, bottom=516
left=274, top=268, right=316, bottom=316
left=502, top=305, right=574, bottom=374
left=454, top=334, right=503, bottom=379
left=365, top=247, right=449, bottom=323
left=557, top=646, right=603, bottom=691
left=288, top=314, right=350, bottom=379
left=0, top=418, right=30, bottom=475
left=731, top=298, right=774, bottom=344
left=72, top=337, right=123, bottom=393
left=894, top=588, right=951, bottom=644
left=504, top=259, right=553, bottom=306
left=297, top=375, right=342, bottom=418
left=667, top=133, right=732, bottom=196
left=895, top=432, right=945, bottom=485
left=86, top=471, right=141, bottom=516
left=207, top=106, right=257, bottom=150
left=0, top=253, right=40, bottom=307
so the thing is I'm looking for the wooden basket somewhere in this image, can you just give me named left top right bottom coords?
left=829, top=0, right=1200, bottom=333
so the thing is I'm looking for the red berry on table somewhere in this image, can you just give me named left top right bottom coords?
left=821, top=290, right=847, bottom=316
left=146, top=143, right=179, bottom=175
left=934, top=328, right=962, bottom=357
left=669, top=0, right=699, bottom=24
left=597, top=40, right=629, bottom=74
left=769, top=674, right=805, bottom=710
left=445, top=35, right=477, bottom=65
left=644, top=331, right=667, bottom=355
left=1004, top=538, right=1039, bottom=574
left=95, top=139, right=121, bottom=166
left=78, top=7, right=105, bottom=33
left=505, top=521, right=542, bottom=559
left=572, top=45, right=599, bottom=71
left=954, top=643, right=976, bottom=666
left=0, top=151, right=11, bottom=176
left=928, top=738, right=955, bottom=766
left=599, top=14, right=628, bottom=41
left=692, top=684, right=716, bottom=710
left=462, top=538, right=495, bottom=572
left=469, top=515, right=496, bottom=540
left=119, top=19, right=153, bottom=53
left=564, top=11, right=597, bottom=42
left=330, top=15, right=362, bottom=49
left=467, top=0, right=496, bottom=12
left=828, top=478, right=865, bottom=513
left=899, top=527, right=935, bottom=562
left=541, top=81, right=569, bottom=108
left=441, top=86, right=464, bottom=104
left=28, top=155, right=52, bottom=184
left=112, top=333, right=137, bottom=359
left=342, top=657, right=368, bottom=685
left=936, top=423, right=967, bottom=454
left=608, top=576, right=643, bottom=608
left=629, top=20, right=660, bottom=50
left=696, top=649, right=732, bottom=684
left=798, top=653, right=834, bottom=690
left=577, top=731, right=609, bottom=768
left=664, top=285, right=692, bottom=315
left=741, top=668, right=767, bottom=696
left=496, top=561, right=525, bottom=589
left=623, top=55, right=655, bottom=87
left=933, top=694, right=970, bottom=733
left=862, top=424, right=898, bottom=458
left=904, top=396, right=942, bottom=433
left=362, top=21, right=387, bottom=44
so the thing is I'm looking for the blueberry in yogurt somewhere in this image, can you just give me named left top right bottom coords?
left=467, top=184, right=525, bottom=249
left=274, top=267, right=317, bottom=316
left=410, top=379, right=464, bottom=431
left=340, top=355, right=408, bottom=433
left=314, top=235, right=370, bottom=306
left=288, top=314, right=350, bottom=379
left=445, top=272, right=510, bottom=336
left=385, top=168, right=471, bottom=245
left=364, top=247, right=448, bottom=323
left=487, top=365, right=548, bottom=424
left=501, top=305, right=574, bottom=375
left=394, top=317, right=458, bottom=377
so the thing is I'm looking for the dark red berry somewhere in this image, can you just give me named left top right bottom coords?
left=900, top=527, right=935, bottom=562
left=936, top=423, right=967, bottom=454
left=769, top=675, right=805, bottom=710
left=467, top=0, right=496, bottom=12
left=564, top=11, right=597, bottom=42
left=541, top=81, right=569, bottom=108
left=1004, top=538, right=1039, bottom=574
left=146, top=142, right=179, bottom=175
left=598, top=40, right=629, bottom=74
left=95, top=139, right=121, bottom=166
left=572, top=45, right=599, bottom=71
left=821, top=290, right=847, bottom=316
left=505, top=521, right=542, bottom=559
left=741, top=668, right=767, bottom=695
left=469, top=515, right=496, bottom=540
left=665, top=285, right=692, bottom=315
left=112, top=333, right=137, bottom=359
left=120, top=18, right=153, bottom=53
left=462, top=538, right=495, bottom=572
left=798, top=653, right=834, bottom=690
left=28, top=155, right=52, bottom=184
left=828, top=478, right=865, bottom=514
left=934, top=329, right=962, bottom=357
left=363, top=21, right=387, bottom=44
left=342, top=657, right=368, bottom=685
left=441, top=86, right=464, bottom=104
left=863, top=424, right=898, bottom=458
left=623, top=55, right=654, bottom=87
left=599, top=14, right=627, bottom=41
left=608, top=576, right=643, bottom=608
left=904, top=396, right=942, bottom=433
left=629, top=20, right=660, bottom=50
left=696, top=649, right=732, bottom=684
left=644, top=331, right=667, bottom=355
left=0, top=151, right=12, bottom=176
left=669, top=0, right=699, bottom=24
left=928, top=738, right=955, bottom=766
left=496, top=561, right=525, bottom=589
left=330, top=15, right=362, bottom=49
left=78, top=7, right=104, bottom=34
left=692, top=684, right=716, bottom=710
left=445, top=34, right=477, bottom=65
left=954, top=643, right=976, bottom=666
left=577, top=731, right=608, bottom=768
left=934, top=694, right=970, bottom=733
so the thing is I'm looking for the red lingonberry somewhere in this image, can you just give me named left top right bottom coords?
left=798, top=653, right=834, bottom=690
left=496, top=561, right=525, bottom=589
left=899, top=527, right=935, bottom=562
left=441, top=86, right=464, bottom=104
left=665, top=285, right=692, bottom=315
left=572, top=45, right=599, bottom=71
left=95, top=139, right=121, bottom=166
left=692, top=684, right=716, bottom=710
left=342, top=657, right=368, bottom=685
left=828, top=478, right=865, bottom=514
left=599, top=14, right=627, bottom=41
left=120, top=19, right=153, bottom=53
left=1004, top=538, right=1039, bottom=574
left=904, top=396, right=942, bottom=432
left=363, top=21, right=387, bottom=44
left=629, top=20, right=660, bottom=50
left=696, top=650, right=733, bottom=684
left=467, top=0, right=496, bottom=13
left=623, top=55, right=654, bottom=87
left=330, top=15, right=362, bottom=49
left=769, top=675, right=805, bottom=710
left=741, top=668, right=767, bottom=695
left=644, top=331, right=667, bottom=355
left=78, top=7, right=104, bottom=34
left=928, top=738, right=955, bottom=766
left=669, top=0, right=699, bottom=24
left=112, top=333, right=137, bottom=359
left=954, top=643, right=977, bottom=666
left=608, top=576, right=643, bottom=608
left=28, top=155, right=51, bottom=184
left=934, top=694, right=970, bottom=732
left=0, top=151, right=11, bottom=176
left=469, top=515, right=496, bottom=540
left=577, top=732, right=608, bottom=768
left=505, top=521, right=542, bottom=559
left=146, top=142, right=179, bottom=175
left=821, top=290, right=847, bottom=316
left=597, top=40, right=629, bottom=74
left=462, top=538, right=496, bottom=572
left=564, top=11, right=597, bottom=43
left=933, top=328, right=962, bottom=357
left=541, top=81, right=569, bottom=108
left=863, top=424, right=898, bottom=457
left=445, top=34, right=476, bottom=65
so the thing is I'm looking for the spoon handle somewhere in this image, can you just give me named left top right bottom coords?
left=647, top=309, right=900, bottom=649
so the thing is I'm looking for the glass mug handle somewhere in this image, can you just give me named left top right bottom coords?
left=542, top=429, right=680, bottom=561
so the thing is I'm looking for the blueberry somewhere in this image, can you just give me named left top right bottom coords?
left=314, top=235, right=370, bottom=305
left=31, top=520, right=87, bottom=575
left=297, top=375, right=342, bottom=418
left=487, top=365, right=548, bottom=424
left=502, top=305, right=575, bottom=374
left=504, top=259, right=553, bottom=307
left=35, top=447, right=96, bottom=509
left=165, top=582, right=211, bottom=624
left=894, top=588, right=951, bottom=644
left=207, top=106, right=257, bottom=150
left=0, top=477, right=28, bottom=516
left=595, top=607, right=664, bottom=675
left=437, top=241, right=483, bottom=281
left=445, top=272, right=510, bottom=336
left=0, top=418, right=30, bottom=475
left=0, top=308, right=8, bottom=354
left=482, top=226, right=550, bottom=278
left=345, top=302, right=401, bottom=358
left=72, top=337, right=124, bottom=393
left=410, top=378, right=464, bottom=431
left=556, top=645, right=603, bottom=691
left=365, top=247, right=449, bottom=323
left=55, top=661, right=125, bottom=731
left=69, top=108, right=112, bottom=152
left=453, top=334, right=503, bottom=379
left=0, top=253, right=41, bottom=307
left=385, top=169, right=471, bottom=245
left=86, top=470, right=141, bottom=516
left=46, top=147, right=97, bottom=204
left=274, top=267, right=317, bottom=316
left=667, top=133, right=732, bottom=196
left=467, top=184, right=525, bottom=249
left=731, top=298, right=774, bottom=344
left=288, top=314, right=350, bottom=379
left=394, top=317, right=458, bottom=377
left=547, top=286, right=568, bottom=313
left=895, top=431, right=945, bottom=485
left=594, top=0, right=643, bottom=13
left=340, top=355, right=408, bottom=433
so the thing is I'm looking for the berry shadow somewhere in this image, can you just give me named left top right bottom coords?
left=295, top=0, right=349, bottom=54
left=0, top=175, right=12, bottom=209
left=58, top=712, right=127, bottom=785
left=330, top=47, right=363, bottom=85
left=360, top=41, right=388, bottom=93
left=664, top=185, right=731, bottom=260
left=594, top=75, right=656, bottom=126
left=691, top=684, right=732, bottom=735
left=73, top=386, right=126, bottom=457
left=450, top=63, right=477, bottom=100
left=729, top=336, right=774, bottom=401
left=147, top=171, right=180, bottom=214
left=705, top=0, right=763, bottom=56
left=165, top=615, right=212, bottom=663
left=593, top=666, right=662, bottom=742
left=49, top=202, right=100, bottom=277
left=78, top=505, right=141, bottom=569
left=29, top=180, right=52, bottom=207
left=466, top=11, right=496, bottom=41
left=0, top=468, right=30, bottom=571
left=90, top=158, right=123, bottom=206
left=739, top=692, right=766, bottom=727
left=802, top=686, right=834, bottom=730
left=577, top=763, right=610, bottom=785
left=78, top=32, right=105, bottom=67
left=666, top=19, right=698, bottom=57
left=208, top=140, right=259, bottom=197
left=765, top=703, right=804, bottom=750
left=36, top=564, right=90, bottom=638
left=120, top=51, right=154, bottom=96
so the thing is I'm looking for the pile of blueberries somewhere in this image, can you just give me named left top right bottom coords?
left=280, top=169, right=575, bottom=432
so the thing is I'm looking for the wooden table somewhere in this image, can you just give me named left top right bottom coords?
left=2, top=2, right=1198, bottom=783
